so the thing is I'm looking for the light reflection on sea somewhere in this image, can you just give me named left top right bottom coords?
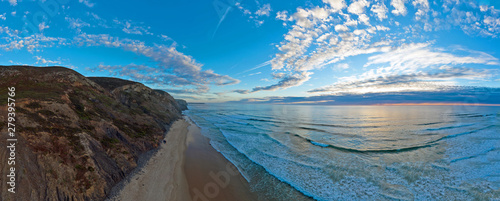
left=185, top=104, right=500, bottom=200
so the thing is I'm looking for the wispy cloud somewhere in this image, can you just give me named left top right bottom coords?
left=113, top=19, right=152, bottom=35
left=65, top=17, right=90, bottom=32
left=238, top=60, right=270, bottom=75
left=74, top=33, right=240, bottom=93
left=79, top=0, right=95, bottom=8
left=2, top=0, right=17, bottom=6
left=252, top=71, right=312, bottom=92
left=0, top=32, right=65, bottom=52
left=308, top=68, right=491, bottom=94
left=34, top=56, right=61, bottom=65
left=252, top=0, right=500, bottom=94
left=334, top=63, right=349, bottom=70
left=0, top=23, right=238, bottom=94
left=255, top=4, right=272, bottom=16
left=38, top=22, right=49, bottom=32
left=370, top=2, right=388, bottom=20
left=309, top=43, right=499, bottom=94
left=364, top=43, right=500, bottom=68
left=235, top=1, right=273, bottom=26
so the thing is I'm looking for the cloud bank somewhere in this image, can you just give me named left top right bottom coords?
left=231, top=86, right=500, bottom=105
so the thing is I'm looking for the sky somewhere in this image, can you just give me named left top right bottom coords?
left=0, top=0, right=499, bottom=104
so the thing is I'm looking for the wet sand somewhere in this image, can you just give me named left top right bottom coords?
left=184, top=118, right=258, bottom=201
left=109, top=117, right=257, bottom=201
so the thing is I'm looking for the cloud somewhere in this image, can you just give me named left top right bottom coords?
left=334, top=63, right=349, bottom=70
left=255, top=4, right=272, bottom=16
left=34, top=56, right=61, bottom=65
left=364, top=43, right=500, bottom=68
left=235, top=2, right=252, bottom=15
left=483, top=16, right=500, bottom=36
left=231, top=87, right=500, bottom=105
left=232, top=72, right=313, bottom=94
left=2, top=0, right=17, bottom=6
left=158, top=88, right=210, bottom=95
left=79, top=0, right=94, bottom=8
left=66, top=17, right=90, bottom=32
left=0, top=27, right=238, bottom=94
left=235, top=2, right=273, bottom=26
left=38, top=22, right=49, bottom=32
left=75, top=33, right=239, bottom=92
left=0, top=33, right=65, bottom=52
left=309, top=43, right=499, bottom=94
left=261, top=0, right=398, bottom=94
left=308, top=68, right=491, bottom=94
left=440, top=3, right=500, bottom=37
left=412, top=0, right=430, bottom=21
left=232, top=89, right=251, bottom=94
left=95, top=64, right=194, bottom=87
left=239, top=60, right=271, bottom=75
left=248, top=72, right=262, bottom=76
left=323, top=0, right=346, bottom=12
left=113, top=20, right=152, bottom=35
left=254, top=0, right=500, bottom=95
left=0, top=13, right=6, bottom=20
left=86, top=12, right=110, bottom=28
left=347, top=0, right=370, bottom=15
left=251, top=71, right=312, bottom=92
left=276, top=11, right=291, bottom=21
left=0, top=5, right=238, bottom=94
left=391, top=0, right=407, bottom=16
left=334, top=24, right=349, bottom=32
left=231, top=72, right=313, bottom=94
left=370, top=3, right=388, bottom=20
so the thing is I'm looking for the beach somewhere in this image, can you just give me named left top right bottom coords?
left=108, top=117, right=257, bottom=201
left=184, top=118, right=258, bottom=201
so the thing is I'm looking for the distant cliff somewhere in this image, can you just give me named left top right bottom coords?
left=0, top=66, right=184, bottom=201
left=175, top=99, right=188, bottom=111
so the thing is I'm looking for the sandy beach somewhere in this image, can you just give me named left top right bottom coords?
left=108, top=118, right=192, bottom=201
left=108, top=116, right=257, bottom=201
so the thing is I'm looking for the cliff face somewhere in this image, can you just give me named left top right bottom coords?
left=175, top=99, right=188, bottom=111
left=0, top=66, right=183, bottom=201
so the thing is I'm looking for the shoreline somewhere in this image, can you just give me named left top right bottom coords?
left=184, top=117, right=258, bottom=201
left=106, top=116, right=257, bottom=201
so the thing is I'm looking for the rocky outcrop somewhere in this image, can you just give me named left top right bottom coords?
left=175, top=99, right=188, bottom=111
left=0, top=66, right=183, bottom=201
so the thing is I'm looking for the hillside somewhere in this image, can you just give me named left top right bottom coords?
left=0, top=66, right=186, bottom=201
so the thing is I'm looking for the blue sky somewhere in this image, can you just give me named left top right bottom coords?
left=1, top=0, right=499, bottom=103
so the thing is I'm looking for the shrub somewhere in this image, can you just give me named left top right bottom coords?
left=26, top=102, right=42, bottom=109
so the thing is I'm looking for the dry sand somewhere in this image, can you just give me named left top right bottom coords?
left=108, top=116, right=258, bottom=201
left=108, top=118, right=192, bottom=201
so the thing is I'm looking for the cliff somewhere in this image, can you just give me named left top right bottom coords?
left=0, top=66, right=184, bottom=201
left=175, top=99, right=188, bottom=111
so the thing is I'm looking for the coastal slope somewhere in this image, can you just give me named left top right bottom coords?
left=0, top=66, right=184, bottom=201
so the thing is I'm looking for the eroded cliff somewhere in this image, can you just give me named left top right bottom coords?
left=0, top=66, right=184, bottom=201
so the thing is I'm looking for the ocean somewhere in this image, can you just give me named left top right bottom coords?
left=185, top=104, right=500, bottom=200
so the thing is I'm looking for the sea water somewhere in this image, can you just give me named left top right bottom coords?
left=185, top=104, right=500, bottom=200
